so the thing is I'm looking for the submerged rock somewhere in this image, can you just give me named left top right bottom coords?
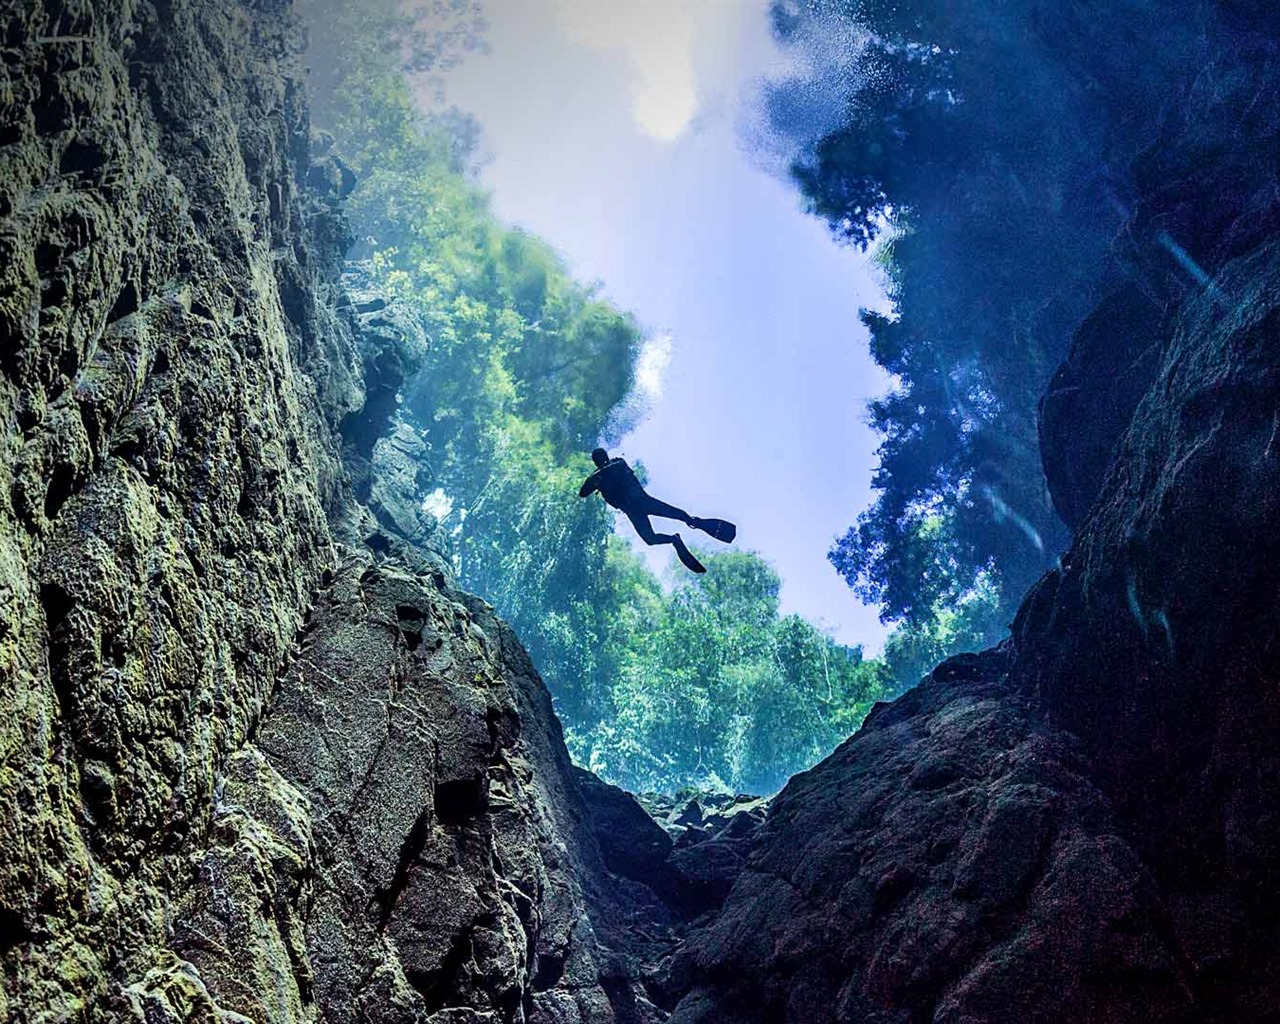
left=667, top=653, right=1191, bottom=1023
left=1013, top=238, right=1280, bottom=1020
left=218, top=555, right=630, bottom=1023
left=575, top=768, right=677, bottom=895
left=575, top=774, right=768, bottom=923
left=0, top=2, right=662, bottom=1020
left=1, top=0, right=354, bottom=1014
left=1039, top=285, right=1164, bottom=530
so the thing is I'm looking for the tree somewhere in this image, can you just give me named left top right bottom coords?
left=300, top=0, right=898, bottom=795
left=577, top=549, right=886, bottom=794
left=764, top=0, right=1259, bottom=673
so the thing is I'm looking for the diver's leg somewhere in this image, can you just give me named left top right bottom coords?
left=671, top=535, right=706, bottom=573
left=640, top=493, right=720, bottom=537
left=625, top=508, right=676, bottom=546
left=626, top=505, right=705, bottom=571
left=642, top=493, right=735, bottom=543
left=639, top=493, right=693, bottom=525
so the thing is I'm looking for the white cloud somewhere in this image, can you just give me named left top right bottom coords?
left=555, top=0, right=699, bottom=141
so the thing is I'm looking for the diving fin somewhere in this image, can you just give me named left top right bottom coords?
left=691, top=517, right=737, bottom=544
left=672, top=534, right=706, bottom=573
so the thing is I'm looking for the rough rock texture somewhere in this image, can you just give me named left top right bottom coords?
left=668, top=653, right=1193, bottom=1024
left=1038, top=286, right=1164, bottom=530
left=1, top=0, right=358, bottom=1015
left=575, top=775, right=766, bottom=924
left=575, top=769, right=677, bottom=901
left=1014, top=241, right=1280, bottom=1021
left=183, top=551, right=648, bottom=1024
left=339, top=279, right=437, bottom=550
left=660, top=797, right=767, bottom=921
left=0, top=2, right=665, bottom=1021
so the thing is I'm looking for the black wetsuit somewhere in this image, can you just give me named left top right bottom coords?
left=578, top=458, right=692, bottom=545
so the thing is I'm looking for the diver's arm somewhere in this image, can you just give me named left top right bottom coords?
left=579, top=472, right=600, bottom=498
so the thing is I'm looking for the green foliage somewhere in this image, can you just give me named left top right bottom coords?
left=769, top=1, right=1280, bottom=683
left=574, top=549, right=887, bottom=795
left=303, top=0, right=645, bottom=716
left=300, top=0, right=486, bottom=177
left=302, top=0, right=892, bottom=795
left=879, top=563, right=1003, bottom=693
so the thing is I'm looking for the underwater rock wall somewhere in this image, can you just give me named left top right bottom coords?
left=0, top=2, right=663, bottom=1020
left=669, top=279, right=1280, bottom=1023
left=1013, top=239, right=1280, bottom=1021
left=187, top=551, right=645, bottom=1024
left=1, top=0, right=355, bottom=1014
left=667, top=652, right=1195, bottom=1024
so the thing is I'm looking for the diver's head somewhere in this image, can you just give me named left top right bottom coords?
left=591, top=447, right=610, bottom=468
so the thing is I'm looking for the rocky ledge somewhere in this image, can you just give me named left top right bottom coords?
left=667, top=652, right=1189, bottom=1023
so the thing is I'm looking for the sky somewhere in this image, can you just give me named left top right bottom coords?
left=438, top=0, right=892, bottom=651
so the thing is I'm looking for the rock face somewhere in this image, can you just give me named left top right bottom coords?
left=668, top=654, right=1192, bottom=1023
left=1038, top=286, right=1164, bottom=531
left=0, top=2, right=663, bottom=1021
left=575, top=769, right=678, bottom=902
left=575, top=775, right=766, bottom=923
left=1014, top=242, right=1280, bottom=1020
left=1, top=0, right=355, bottom=1015
left=337, top=265, right=434, bottom=547
left=184, top=552, right=639, bottom=1024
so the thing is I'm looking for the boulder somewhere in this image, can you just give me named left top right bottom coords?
left=574, top=766, right=678, bottom=899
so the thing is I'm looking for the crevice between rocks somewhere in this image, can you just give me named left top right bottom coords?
left=405, top=928, right=474, bottom=1013
left=374, top=804, right=433, bottom=931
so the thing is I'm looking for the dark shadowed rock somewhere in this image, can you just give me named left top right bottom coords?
left=575, top=767, right=677, bottom=894
left=673, top=800, right=704, bottom=828
left=1039, top=285, right=1165, bottom=530
left=667, top=652, right=1192, bottom=1024
left=1013, top=237, right=1280, bottom=1020
left=575, top=770, right=768, bottom=924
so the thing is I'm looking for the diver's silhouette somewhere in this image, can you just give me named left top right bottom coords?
left=578, top=448, right=736, bottom=573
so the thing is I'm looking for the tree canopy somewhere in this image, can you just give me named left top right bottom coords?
left=299, top=0, right=889, bottom=794
left=763, top=0, right=1268, bottom=667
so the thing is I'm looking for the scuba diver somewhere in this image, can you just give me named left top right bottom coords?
left=578, top=448, right=736, bottom=574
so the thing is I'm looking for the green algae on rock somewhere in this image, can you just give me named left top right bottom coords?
left=0, top=2, right=669, bottom=1020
